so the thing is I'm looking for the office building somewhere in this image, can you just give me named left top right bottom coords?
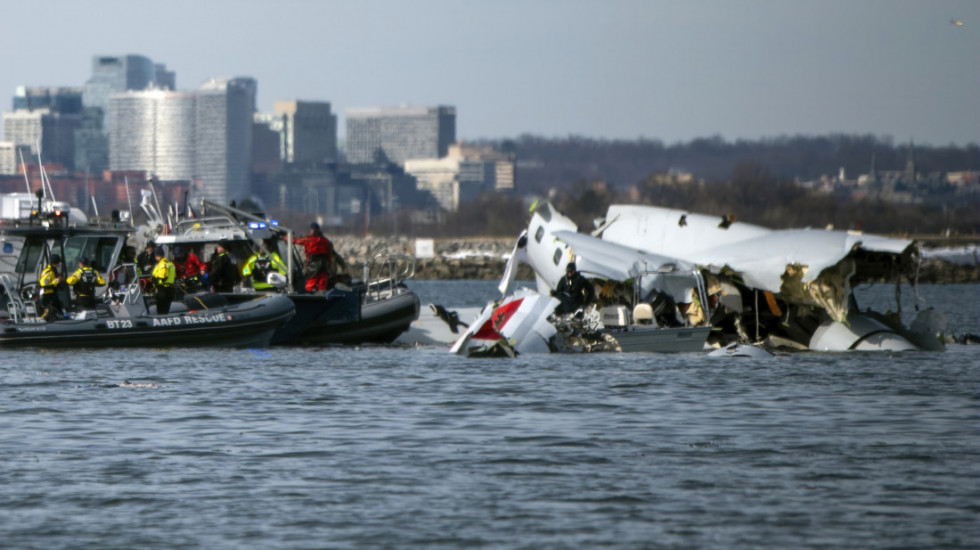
left=13, top=86, right=83, bottom=114
left=0, top=142, right=31, bottom=175
left=1, top=109, right=80, bottom=170
left=447, top=143, right=516, bottom=192
left=107, top=90, right=196, bottom=182
left=345, top=105, right=455, bottom=165
left=273, top=100, right=337, bottom=166
left=83, top=55, right=171, bottom=111
left=74, top=107, right=108, bottom=173
left=403, top=157, right=485, bottom=212
left=195, top=77, right=256, bottom=204
left=76, top=55, right=175, bottom=175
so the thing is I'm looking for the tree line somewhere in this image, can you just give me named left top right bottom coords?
left=363, top=134, right=980, bottom=237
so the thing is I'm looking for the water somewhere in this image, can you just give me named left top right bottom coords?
left=1, top=282, right=978, bottom=549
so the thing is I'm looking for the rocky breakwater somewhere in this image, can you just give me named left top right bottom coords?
left=330, top=235, right=534, bottom=280
left=329, top=237, right=979, bottom=283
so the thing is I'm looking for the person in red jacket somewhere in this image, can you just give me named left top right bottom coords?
left=294, top=222, right=333, bottom=292
left=172, top=246, right=206, bottom=293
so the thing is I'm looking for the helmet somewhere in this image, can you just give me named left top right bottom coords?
left=174, top=246, right=185, bottom=258
left=154, top=247, right=165, bottom=257
left=50, top=254, right=62, bottom=264
left=310, top=222, right=320, bottom=231
left=566, top=262, right=576, bottom=273
left=79, top=256, right=89, bottom=266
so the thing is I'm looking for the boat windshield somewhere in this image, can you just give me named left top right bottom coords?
left=61, top=236, right=121, bottom=272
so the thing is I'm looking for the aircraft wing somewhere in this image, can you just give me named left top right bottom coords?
left=553, top=229, right=700, bottom=303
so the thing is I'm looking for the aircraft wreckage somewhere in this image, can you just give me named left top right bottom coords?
left=450, top=201, right=945, bottom=356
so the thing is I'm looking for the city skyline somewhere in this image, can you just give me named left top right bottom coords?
left=0, top=0, right=978, bottom=147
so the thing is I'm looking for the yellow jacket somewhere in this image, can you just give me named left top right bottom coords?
left=39, top=264, right=62, bottom=295
left=66, top=266, right=106, bottom=296
left=152, top=257, right=176, bottom=286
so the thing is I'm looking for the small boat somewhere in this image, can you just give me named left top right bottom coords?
left=0, top=220, right=295, bottom=348
left=0, top=290, right=295, bottom=348
left=148, top=200, right=419, bottom=346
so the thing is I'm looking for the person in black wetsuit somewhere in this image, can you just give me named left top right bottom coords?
left=207, top=240, right=239, bottom=292
left=551, top=262, right=595, bottom=315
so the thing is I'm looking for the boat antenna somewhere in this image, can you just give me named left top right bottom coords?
left=17, top=148, right=33, bottom=209
left=124, top=176, right=135, bottom=227
left=90, top=196, right=100, bottom=219
left=147, top=177, right=166, bottom=233
left=35, top=140, right=56, bottom=203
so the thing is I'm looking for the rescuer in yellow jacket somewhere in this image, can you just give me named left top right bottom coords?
left=242, top=251, right=287, bottom=291
left=66, top=256, right=106, bottom=310
left=151, top=247, right=177, bottom=314
left=39, top=253, right=66, bottom=321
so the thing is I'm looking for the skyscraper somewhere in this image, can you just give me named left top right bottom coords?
left=345, top=105, right=455, bottom=165
left=13, top=86, right=83, bottom=114
left=107, top=90, right=196, bottom=182
left=1, top=109, right=80, bottom=170
left=273, top=100, right=337, bottom=166
left=82, top=55, right=170, bottom=111
left=78, top=55, right=175, bottom=174
left=195, top=77, right=256, bottom=204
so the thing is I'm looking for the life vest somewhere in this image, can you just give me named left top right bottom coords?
left=153, top=258, right=176, bottom=286
left=243, top=253, right=286, bottom=290
left=68, top=267, right=104, bottom=297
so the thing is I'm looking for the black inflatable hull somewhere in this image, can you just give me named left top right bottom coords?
left=283, top=290, right=420, bottom=346
left=0, top=294, right=295, bottom=348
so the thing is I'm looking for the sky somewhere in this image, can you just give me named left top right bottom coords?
left=1, top=0, right=978, bottom=146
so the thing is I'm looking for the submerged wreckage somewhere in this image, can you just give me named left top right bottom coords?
left=450, top=201, right=945, bottom=356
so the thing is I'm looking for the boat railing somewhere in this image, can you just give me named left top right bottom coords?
left=361, top=253, right=416, bottom=302
left=0, top=272, right=41, bottom=323
left=171, top=215, right=245, bottom=236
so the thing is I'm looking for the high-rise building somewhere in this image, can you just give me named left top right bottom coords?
left=107, top=90, right=196, bottom=182
left=447, top=143, right=517, bottom=192
left=1, top=109, right=80, bottom=170
left=13, top=86, right=83, bottom=114
left=403, top=157, right=485, bottom=211
left=345, top=105, right=455, bottom=165
left=195, top=77, right=256, bottom=204
left=273, top=100, right=337, bottom=166
left=0, top=141, right=31, bottom=175
left=83, top=55, right=155, bottom=111
left=74, top=107, right=108, bottom=173
left=76, top=55, right=175, bottom=176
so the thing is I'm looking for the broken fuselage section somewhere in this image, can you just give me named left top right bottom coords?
left=522, top=201, right=942, bottom=352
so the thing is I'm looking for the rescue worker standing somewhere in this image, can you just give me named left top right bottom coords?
left=173, top=245, right=206, bottom=292
left=294, top=222, right=333, bottom=292
left=242, top=249, right=288, bottom=291
left=66, top=256, right=106, bottom=310
left=136, top=242, right=157, bottom=275
left=208, top=240, right=239, bottom=292
left=152, top=247, right=176, bottom=314
left=552, top=262, right=595, bottom=315
left=39, top=253, right=66, bottom=321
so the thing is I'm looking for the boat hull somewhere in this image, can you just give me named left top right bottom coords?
left=0, top=294, right=295, bottom=348
left=286, top=289, right=420, bottom=346
left=604, top=325, right=712, bottom=353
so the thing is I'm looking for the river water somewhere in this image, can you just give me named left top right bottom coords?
left=1, top=281, right=978, bottom=549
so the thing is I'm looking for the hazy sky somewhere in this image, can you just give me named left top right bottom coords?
left=1, top=0, right=977, bottom=146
